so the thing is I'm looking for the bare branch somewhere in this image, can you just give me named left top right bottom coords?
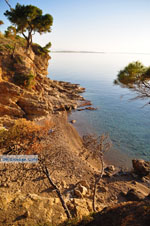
left=42, top=166, right=71, bottom=219
left=4, top=0, right=12, bottom=10
left=83, top=134, right=112, bottom=212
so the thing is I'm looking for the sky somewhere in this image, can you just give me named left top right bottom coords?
left=1, top=0, right=150, bottom=53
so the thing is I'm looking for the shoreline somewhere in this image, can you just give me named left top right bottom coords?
left=68, top=107, right=132, bottom=170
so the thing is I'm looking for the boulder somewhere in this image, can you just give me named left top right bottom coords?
left=73, top=199, right=91, bottom=218
left=74, top=184, right=88, bottom=198
left=125, top=189, right=146, bottom=201
left=78, top=180, right=89, bottom=189
left=104, top=165, right=115, bottom=177
left=132, top=159, right=150, bottom=177
left=70, top=120, right=76, bottom=124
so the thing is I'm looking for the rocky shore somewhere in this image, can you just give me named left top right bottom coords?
left=0, top=35, right=150, bottom=225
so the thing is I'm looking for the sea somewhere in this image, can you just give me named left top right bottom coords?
left=48, top=52, right=150, bottom=168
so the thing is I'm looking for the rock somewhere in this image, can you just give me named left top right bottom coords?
left=98, top=186, right=108, bottom=192
left=74, top=184, right=88, bottom=198
left=60, top=181, right=67, bottom=188
left=105, top=165, right=115, bottom=172
left=104, top=165, right=115, bottom=177
left=78, top=180, right=90, bottom=189
left=79, top=100, right=92, bottom=107
left=78, top=184, right=88, bottom=196
left=0, top=36, right=88, bottom=126
left=141, top=176, right=150, bottom=183
left=0, top=191, right=67, bottom=225
left=132, top=159, right=150, bottom=177
left=125, top=189, right=146, bottom=201
left=85, top=107, right=97, bottom=110
left=77, top=107, right=97, bottom=111
left=73, top=199, right=91, bottom=218
left=74, top=189, right=83, bottom=198
left=85, top=201, right=150, bottom=226
left=70, top=120, right=76, bottom=124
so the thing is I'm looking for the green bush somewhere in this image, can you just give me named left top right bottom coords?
left=13, top=72, right=35, bottom=88
left=116, top=61, right=146, bottom=85
left=14, top=55, right=23, bottom=65
left=4, top=44, right=14, bottom=50
left=115, top=61, right=150, bottom=86
left=32, top=42, right=51, bottom=56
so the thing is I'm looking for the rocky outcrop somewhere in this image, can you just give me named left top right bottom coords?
left=0, top=191, right=67, bottom=225
left=0, top=39, right=86, bottom=126
left=132, top=159, right=150, bottom=177
left=78, top=201, right=150, bottom=226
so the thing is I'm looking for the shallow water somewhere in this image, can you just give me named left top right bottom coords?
left=48, top=52, right=150, bottom=167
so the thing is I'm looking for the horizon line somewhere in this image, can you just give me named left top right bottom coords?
left=51, top=50, right=150, bottom=55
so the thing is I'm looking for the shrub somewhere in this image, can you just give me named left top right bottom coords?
left=5, top=26, right=16, bottom=39
left=13, top=55, right=23, bottom=65
left=116, top=61, right=146, bottom=85
left=13, top=72, right=35, bottom=88
left=32, top=42, right=51, bottom=56
left=4, top=44, right=14, bottom=50
left=0, top=118, right=53, bottom=155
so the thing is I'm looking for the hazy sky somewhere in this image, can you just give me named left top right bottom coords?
left=1, top=0, right=150, bottom=53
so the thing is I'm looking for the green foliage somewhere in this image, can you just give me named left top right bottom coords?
left=5, top=26, right=16, bottom=38
left=32, top=42, right=51, bottom=56
left=4, top=3, right=53, bottom=48
left=0, top=44, right=4, bottom=51
left=4, top=43, right=14, bottom=50
left=115, top=61, right=150, bottom=86
left=116, top=61, right=146, bottom=85
left=142, top=67, right=150, bottom=80
left=13, top=55, right=23, bottom=65
left=13, top=72, right=35, bottom=88
left=43, top=42, right=52, bottom=52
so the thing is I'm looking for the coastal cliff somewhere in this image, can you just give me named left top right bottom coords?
left=0, top=34, right=85, bottom=127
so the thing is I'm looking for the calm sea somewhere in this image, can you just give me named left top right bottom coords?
left=48, top=52, right=150, bottom=168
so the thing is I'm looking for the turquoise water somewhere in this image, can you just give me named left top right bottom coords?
left=48, top=53, right=150, bottom=166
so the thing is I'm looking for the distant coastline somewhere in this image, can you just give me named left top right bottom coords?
left=51, top=50, right=150, bottom=55
left=51, top=50, right=105, bottom=54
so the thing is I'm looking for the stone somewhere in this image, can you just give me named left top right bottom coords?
left=78, top=184, right=88, bottom=196
left=125, top=189, right=146, bottom=201
left=74, top=184, right=88, bottom=198
left=73, top=199, right=90, bottom=218
left=85, top=107, right=97, bottom=110
left=60, top=181, right=67, bottom=188
left=105, top=165, right=115, bottom=172
left=74, top=189, right=83, bottom=198
left=78, top=180, right=89, bottom=189
left=132, top=159, right=150, bottom=177
left=98, top=186, right=108, bottom=192
left=70, top=120, right=76, bottom=124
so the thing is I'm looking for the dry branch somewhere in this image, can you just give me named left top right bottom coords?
left=42, top=165, right=71, bottom=219
left=83, top=134, right=111, bottom=212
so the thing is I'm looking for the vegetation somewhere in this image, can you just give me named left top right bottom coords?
left=4, top=3, right=53, bottom=49
left=114, top=61, right=150, bottom=100
left=83, top=134, right=111, bottom=212
left=59, top=213, right=95, bottom=226
left=0, top=20, right=4, bottom=33
left=0, top=118, right=53, bottom=155
left=0, top=20, right=4, bottom=26
left=5, top=26, right=16, bottom=39
left=13, top=72, right=35, bottom=88
left=32, top=42, right=52, bottom=56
